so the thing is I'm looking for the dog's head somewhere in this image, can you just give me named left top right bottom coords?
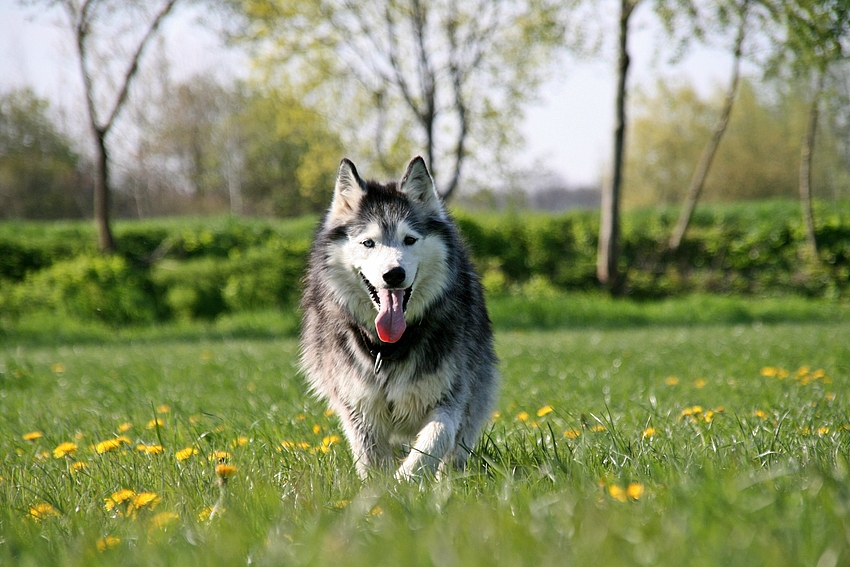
left=322, top=157, right=450, bottom=343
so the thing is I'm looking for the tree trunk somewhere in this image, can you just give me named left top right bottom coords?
left=65, top=0, right=179, bottom=254
left=598, top=0, right=635, bottom=294
left=93, top=129, right=117, bottom=254
left=800, top=68, right=825, bottom=258
left=669, top=2, right=748, bottom=251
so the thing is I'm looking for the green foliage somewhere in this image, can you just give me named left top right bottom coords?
left=237, top=89, right=343, bottom=216
left=141, top=80, right=344, bottom=218
left=9, top=255, right=159, bottom=324
left=0, top=89, right=91, bottom=219
left=150, top=238, right=309, bottom=320
left=229, top=0, right=569, bottom=193
left=1, top=201, right=849, bottom=326
left=625, top=79, right=850, bottom=208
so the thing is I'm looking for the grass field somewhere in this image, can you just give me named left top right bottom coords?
left=2, top=294, right=850, bottom=566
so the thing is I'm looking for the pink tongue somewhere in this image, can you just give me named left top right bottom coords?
left=375, top=288, right=407, bottom=343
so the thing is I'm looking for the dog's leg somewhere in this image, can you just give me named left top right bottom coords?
left=335, top=405, right=392, bottom=478
left=395, top=408, right=459, bottom=480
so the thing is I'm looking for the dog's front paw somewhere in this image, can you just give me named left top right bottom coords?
left=395, top=454, right=444, bottom=482
left=394, top=462, right=418, bottom=482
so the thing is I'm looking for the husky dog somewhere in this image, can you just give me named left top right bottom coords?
left=300, top=156, right=497, bottom=480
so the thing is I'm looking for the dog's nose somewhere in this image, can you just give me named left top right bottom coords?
left=382, top=267, right=406, bottom=288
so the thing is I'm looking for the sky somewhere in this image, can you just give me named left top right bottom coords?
left=0, top=1, right=740, bottom=188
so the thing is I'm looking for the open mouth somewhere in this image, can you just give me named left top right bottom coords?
left=359, top=272, right=412, bottom=311
left=359, top=272, right=412, bottom=343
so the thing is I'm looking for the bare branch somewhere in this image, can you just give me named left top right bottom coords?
left=102, top=0, right=179, bottom=134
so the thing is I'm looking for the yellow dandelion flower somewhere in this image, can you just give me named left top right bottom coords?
left=209, top=451, right=231, bottom=463
left=312, top=424, right=322, bottom=434
left=590, top=424, right=606, bottom=432
left=320, top=435, right=341, bottom=453
left=130, top=492, right=160, bottom=512
left=156, top=404, right=171, bottom=414
left=754, top=409, right=768, bottom=420
left=216, top=464, right=237, bottom=480
left=626, top=483, right=645, bottom=500
left=369, top=505, right=384, bottom=516
left=105, top=489, right=136, bottom=512
left=817, top=427, right=830, bottom=436
left=563, top=429, right=581, bottom=439
left=333, top=500, right=350, bottom=509
left=150, top=511, right=179, bottom=530
left=70, top=461, right=88, bottom=473
left=96, top=536, right=121, bottom=551
left=642, top=427, right=657, bottom=439
left=536, top=405, right=554, bottom=417
left=665, top=376, right=679, bottom=386
left=324, top=408, right=335, bottom=417
left=95, top=437, right=130, bottom=454
left=117, top=422, right=133, bottom=433
left=23, top=431, right=43, bottom=441
left=28, top=502, right=60, bottom=521
left=516, top=411, right=529, bottom=422
left=175, top=447, right=198, bottom=461
left=198, top=506, right=216, bottom=522
left=146, top=418, right=164, bottom=430
left=53, top=442, right=77, bottom=458
left=607, top=485, right=627, bottom=502
left=680, top=406, right=704, bottom=419
left=51, top=363, right=65, bottom=374
left=694, top=378, right=707, bottom=389
left=232, top=436, right=249, bottom=448
left=296, top=413, right=307, bottom=421
left=279, top=440, right=296, bottom=451
left=136, top=444, right=164, bottom=455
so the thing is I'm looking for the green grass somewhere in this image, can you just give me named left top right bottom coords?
left=1, top=294, right=850, bottom=566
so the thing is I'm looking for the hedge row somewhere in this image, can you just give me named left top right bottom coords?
left=0, top=201, right=848, bottom=324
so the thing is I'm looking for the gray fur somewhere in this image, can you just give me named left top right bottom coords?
left=300, top=156, right=497, bottom=480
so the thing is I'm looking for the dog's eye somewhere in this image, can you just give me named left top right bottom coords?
left=403, top=236, right=418, bottom=246
left=361, top=239, right=375, bottom=248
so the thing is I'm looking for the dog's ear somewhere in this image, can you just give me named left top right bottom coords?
left=329, top=158, right=366, bottom=220
left=399, top=156, right=443, bottom=214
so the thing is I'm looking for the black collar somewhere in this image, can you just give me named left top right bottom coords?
left=354, top=322, right=421, bottom=374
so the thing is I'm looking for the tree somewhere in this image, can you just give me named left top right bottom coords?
left=0, top=89, right=91, bottom=219
left=236, top=88, right=344, bottom=216
left=625, top=78, right=850, bottom=207
left=225, top=0, right=569, bottom=200
left=668, top=0, right=752, bottom=250
left=26, top=0, right=180, bottom=252
left=139, top=76, right=344, bottom=217
left=597, top=0, right=639, bottom=293
left=779, top=0, right=850, bottom=256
